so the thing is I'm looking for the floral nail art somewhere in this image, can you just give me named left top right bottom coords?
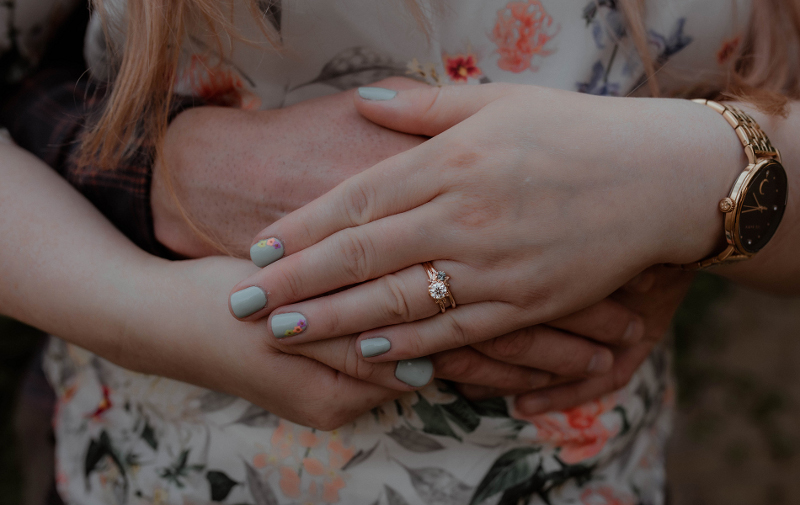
left=257, top=238, right=283, bottom=250
left=284, top=318, right=307, bottom=337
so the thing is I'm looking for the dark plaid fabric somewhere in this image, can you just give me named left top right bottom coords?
left=1, top=71, right=204, bottom=257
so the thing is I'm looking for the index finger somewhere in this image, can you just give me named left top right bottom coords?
left=248, top=133, right=443, bottom=268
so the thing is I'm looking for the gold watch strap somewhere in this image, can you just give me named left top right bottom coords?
left=691, top=99, right=782, bottom=164
left=679, top=100, right=780, bottom=270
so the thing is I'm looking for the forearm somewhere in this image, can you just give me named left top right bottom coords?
left=0, top=142, right=181, bottom=369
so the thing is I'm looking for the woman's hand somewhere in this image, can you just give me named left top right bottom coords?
left=229, top=84, right=739, bottom=363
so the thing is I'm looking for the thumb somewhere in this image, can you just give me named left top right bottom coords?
left=354, top=83, right=516, bottom=137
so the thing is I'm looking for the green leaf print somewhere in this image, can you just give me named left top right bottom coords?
left=84, top=437, right=106, bottom=478
left=198, top=390, right=239, bottom=413
left=342, top=441, right=381, bottom=469
left=244, top=461, right=278, bottom=505
left=613, top=405, right=631, bottom=436
left=84, top=431, right=126, bottom=478
left=384, top=484, right=412, bottom=505
left=441, top=397, right=481, bottom=433
left=387, top=426, right=445, bottom=453
left=469, top=447, right=541, bottom=505
left=401, top=465, right=473, bottom=505
left=469, top=397, right=510, bottom=418
left=231, top=404, right=279, bottom=428
left=141, top=421, right=158, bottom=450
left=207, top=470, right=240, bottom=501
left=412, top=394, right=461, bottom=441
left=159, top=449, right=203, bottom=488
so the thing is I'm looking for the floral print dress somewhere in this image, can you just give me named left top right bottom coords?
left=44, top=1, right=750, bottom=504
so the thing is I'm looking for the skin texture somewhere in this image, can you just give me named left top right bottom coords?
left=233, top=84, right=800, bottom=416
left=152, top=78, right=691, bottom=408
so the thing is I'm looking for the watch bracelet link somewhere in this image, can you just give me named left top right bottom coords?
left=691, top=99, right=781, bottom=164
left=679, top=99, right=780, bottom=270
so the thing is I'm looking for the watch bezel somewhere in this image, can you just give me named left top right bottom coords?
left=727, top=159, right=788, bottom=255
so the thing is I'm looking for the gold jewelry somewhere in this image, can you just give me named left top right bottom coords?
left=423, top=262, right=456, bottom=313
left=680, top=99, right=788, bottom=270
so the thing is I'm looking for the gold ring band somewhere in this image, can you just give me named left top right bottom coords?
left=422, top=262, right=456, bottom=313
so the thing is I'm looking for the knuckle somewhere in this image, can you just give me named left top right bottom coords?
left=343, top=344, right=382, bottom=385
left=318, top=298, right=344, bottom=336
left=381, top=274, right=414, bottom=322
left=446, top=316, right=472, bottom=348
left=341, top=182, right=374, bottom=226
left=274, top=265, right=305, bottom=302
left=338, top=230, right=375, bottom=281
left=490, top=330, right=533, bottom=359
left=402, top=331, right=428, bottom=361
left=556, top=351, right=594, bottom=377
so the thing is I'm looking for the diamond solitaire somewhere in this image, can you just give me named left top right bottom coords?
left=429, top=281, right=448, bottom=299
left=422, top=262, right=456, bottom=313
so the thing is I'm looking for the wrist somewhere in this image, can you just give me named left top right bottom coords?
left=649, top=99, right=746, bottom=265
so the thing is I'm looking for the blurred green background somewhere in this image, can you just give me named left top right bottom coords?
left=1, top=273, right=799, bottom=504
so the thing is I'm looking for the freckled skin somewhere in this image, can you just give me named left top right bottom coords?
left=152, top=78, right=427, bottom=258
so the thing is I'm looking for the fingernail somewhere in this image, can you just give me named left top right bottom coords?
left=587, top=350, right=613, bottom=375
left=394, top=358, right=433, bottom=387
left=271, top=312, right=307, bottom=339
left=360, top=337, right=391, bottom=358
left=230, top=286, right=267, bottom=318
left=518, top=396, right=551, bottom=415
left=250, top=238, right=284, bottom=268
left=622, top=318, right=644, bottom=344
left=358, top=87, right=397, bottom=101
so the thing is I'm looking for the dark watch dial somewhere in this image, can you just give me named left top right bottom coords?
left=737, top=160, right=788, bottom=254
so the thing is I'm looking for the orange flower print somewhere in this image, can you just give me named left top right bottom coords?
left=179, top=55, right=261, bottom=110
left=279, top=466, right=301, bottom=498
left=580, top=485, right=635, bottom=505
left=267, top=421, right=354, bottom=503
left=490, top=0, right=558, bottom=73
left=717, top=35, right=741, bottom=65
left=443, top=53, right=482, bottom=83
left=512, top=398, right=619, bottom=464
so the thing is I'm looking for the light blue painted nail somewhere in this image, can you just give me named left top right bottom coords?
left=358, top=87, right=397, bottom=101
left=272, top=312, right=307, bottom=339
left=360, top=337, right=391, bottom=358
left=395, top=358, right=433, bottom=387
left=250, top=238, right=284, bottom=268
left=230, top=286, right=267, bottom=318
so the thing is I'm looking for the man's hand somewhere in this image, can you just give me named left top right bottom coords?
left=152, top=78, right=427, bottom=257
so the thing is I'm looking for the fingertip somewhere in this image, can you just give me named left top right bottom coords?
left=271, top=312, right=308, bottom=340
left=360, top=337, right=392, bottom=358
left=250, top=237, right=285, bottom=267
left=514, top=394, right=552, bottom=416
left=394, top=357, right=434, bottom=388
left=621, top=317, right=645, bottom=345
left=229, top=286, right=267, bottom=319
left=586, top=349, right=614, bottom=376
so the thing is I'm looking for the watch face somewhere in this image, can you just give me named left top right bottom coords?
left=737, top=161, right=788, bottom=254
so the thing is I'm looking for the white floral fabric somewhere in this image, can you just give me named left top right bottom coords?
left=47, top=1, right=752, bottom=504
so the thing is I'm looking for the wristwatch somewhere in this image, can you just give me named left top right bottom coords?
left=681, top=99, right=789, bottom=270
